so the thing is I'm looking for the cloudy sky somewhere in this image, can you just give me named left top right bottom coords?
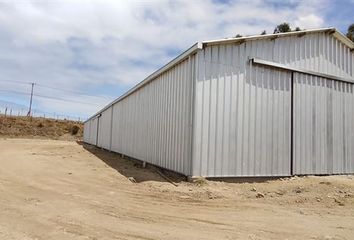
left=0, top=0, right=353, bottom=120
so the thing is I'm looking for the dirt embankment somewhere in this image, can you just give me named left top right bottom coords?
left=0, top=115, right=83, bottom=140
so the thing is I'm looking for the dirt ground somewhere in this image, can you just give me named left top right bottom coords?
left=0, top=138, right=353, bottom=240
left=0, top=116, right=83, bottom=140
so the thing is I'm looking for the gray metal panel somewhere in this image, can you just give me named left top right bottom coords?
left=110, top=56, right=195, bottom=176
left=85, top=29, right=353, bottom=124
left=191, top=31, right=353, bottom=177
left=83, top=30, right=354, bottom=177
left=192, top=43, right=292, bottom=177
left=251, top=58, right=354, bottom=83
left=97, top=107, right=112, bottom=150
left=89, top=117, right=98, bottom=145
left=293, top=73, right=354, bottom=174
left=85, top=43, right=202, bottom=123
left=83, top=121, right=90, bottom=143
left=268, top=32, right=353, bottom=78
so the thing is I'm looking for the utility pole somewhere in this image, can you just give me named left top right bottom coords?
left=27, top=82, right=35, bottom=116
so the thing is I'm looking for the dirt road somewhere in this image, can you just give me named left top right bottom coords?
left=0, top=138, right=353, bottom=240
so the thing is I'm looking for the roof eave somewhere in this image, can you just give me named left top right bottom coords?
left=84, top=42, right=202, bottom=123
left=332, top=30, right=354, bottom=49
left=84, top=27, right=354, bottom=123
left=202, top=27, right=354, bottom=50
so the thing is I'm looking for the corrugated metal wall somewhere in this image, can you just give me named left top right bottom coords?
left=293, top=73, right=354, bottom=174
left=84, top=31, right=353, bottom=177
left=109, top=56, right=195, bottom=175
left=192, top=32, right=353, bottom=177
left=83, top=120, right=90, bottom=143
left=97, top=108, right=112, bottom=150
left=88, top=117, right=98, bottom=145
left=264, top=32, right=353, bottom=78
left=192, top=44, right=292, bottom=177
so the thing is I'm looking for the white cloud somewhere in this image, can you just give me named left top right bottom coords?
left=0, top=0, right=330, bottom=119
left=294, top=14, right=325, bottom=29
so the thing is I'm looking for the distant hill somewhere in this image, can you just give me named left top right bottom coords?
left=0, top=115, right=83, bottom=140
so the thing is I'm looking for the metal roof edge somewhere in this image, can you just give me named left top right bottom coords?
left=85, top=42, right=202, bottom=123
left=332, top=30, right=354, bottom=49
left=84, top=27, right=354, bottom=123
left=201, top=27, right=354, bottom=50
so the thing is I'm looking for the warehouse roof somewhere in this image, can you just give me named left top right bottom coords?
left=86, top=27, right=354, bottom=122
left=202, top=27, right=354, bottom=49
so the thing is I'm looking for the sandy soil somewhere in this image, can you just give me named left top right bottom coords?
left=0, top=138, right=353, bottom=240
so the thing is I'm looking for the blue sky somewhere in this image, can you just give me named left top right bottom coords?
left=0, top=0, right=353, bottom=120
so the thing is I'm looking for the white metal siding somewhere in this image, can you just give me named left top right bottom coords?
left=192, top=32, right=353, bottom=177
left=83, top=30, right=353, bottom=177
left=97, top=107, right=112, bottom=150
left=293, top=73, right=354, bottom=174
left=89, top=117, right=98, bottom=145
left=110, top=56, right=195, bottom=175
left=192, top=44, right=292, bottom=177
left=83, top=121, right=90, bottom=143
left=257, top=32, right=353, bottom=78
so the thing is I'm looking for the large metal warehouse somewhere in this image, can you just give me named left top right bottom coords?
left=84, top=27, right=354, bottom=177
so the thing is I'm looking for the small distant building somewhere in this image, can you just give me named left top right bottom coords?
left=84, top=28, right=354, bottom=177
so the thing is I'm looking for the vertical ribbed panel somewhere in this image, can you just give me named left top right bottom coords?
left=272, top=32, right=353, bottom=78
left=83, top=121, right=90, bottom=143
left=110, top=56, right=195, bottom=176
left=192, top=42, right=292, bottom=177
left=293, top=73, right=354, bottom=174
left=192, top=32, right=353, bottom=177
left=97, top=107, right=112, bottom=150
left=83, top=31, right=353, bottom=177
left=88, top=117, right=98, bottom=145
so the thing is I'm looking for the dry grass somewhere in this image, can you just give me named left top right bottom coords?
left=0, top=115, right=83, bottom=140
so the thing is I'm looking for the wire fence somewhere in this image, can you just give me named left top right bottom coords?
left=0, top=80, right=111, bottom=123
left=0, top=106, right=85, bottom=122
